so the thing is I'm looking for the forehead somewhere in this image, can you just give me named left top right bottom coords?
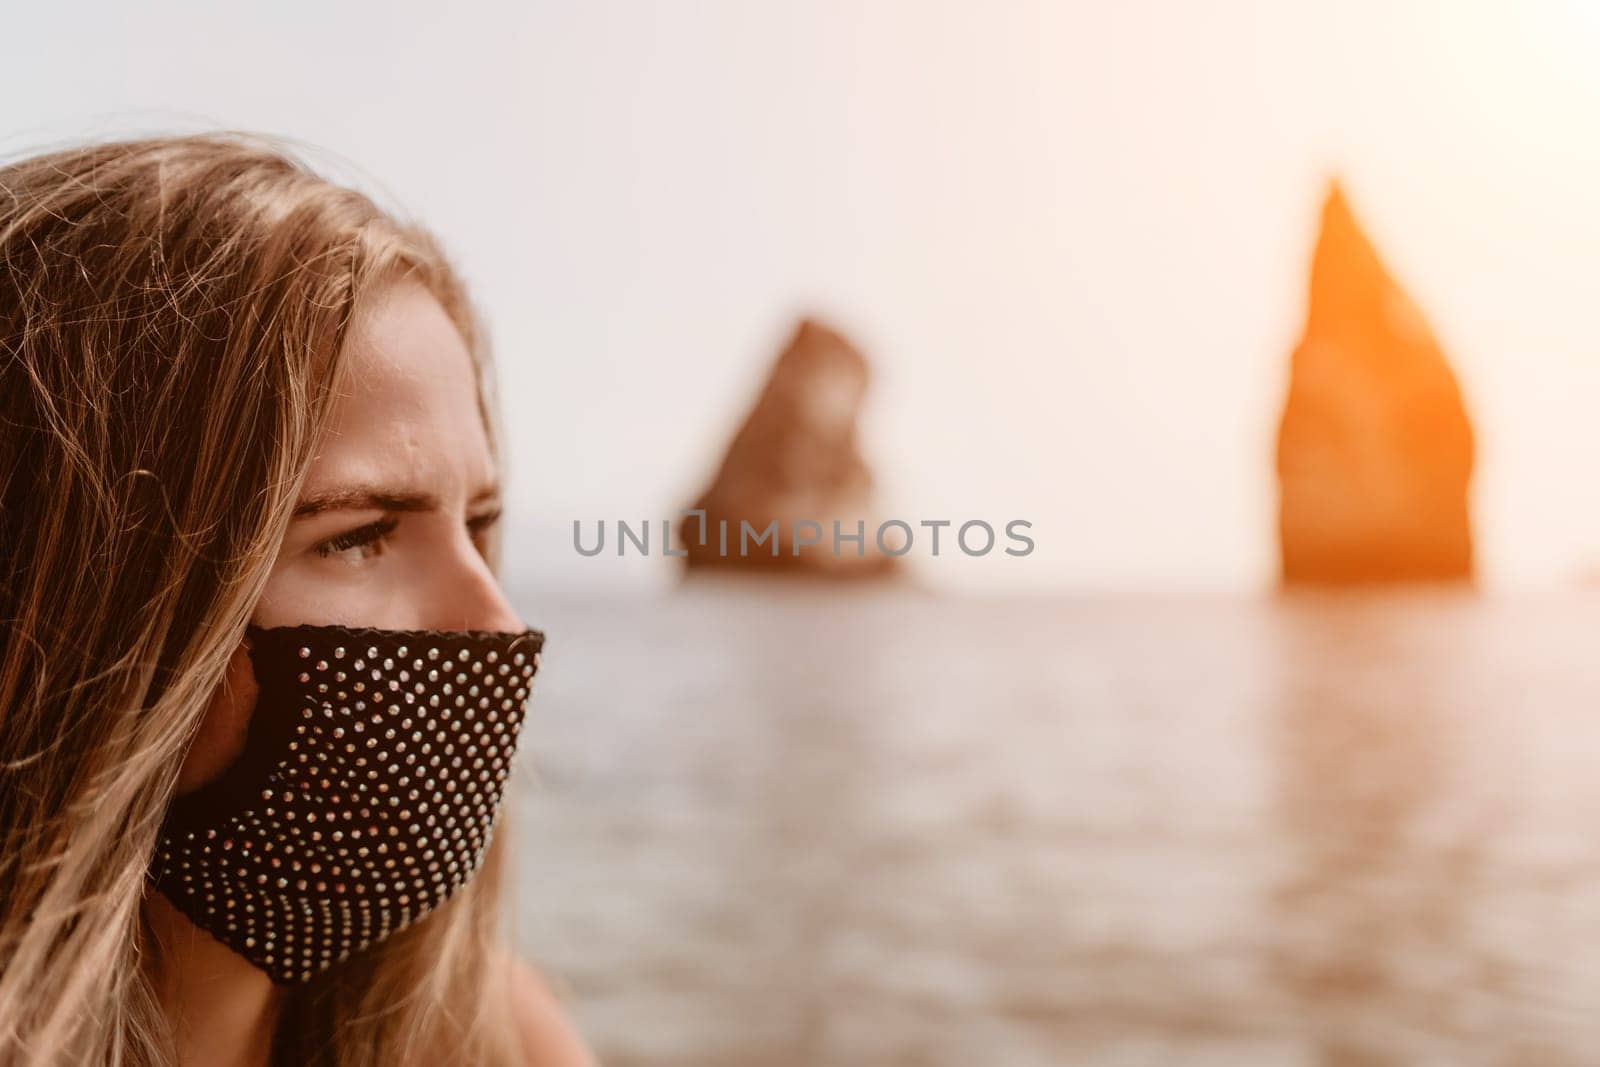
left=304, top=279, right=492, bottom=493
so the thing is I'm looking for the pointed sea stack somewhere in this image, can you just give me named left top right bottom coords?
left=1275, top=182, right=1475, bottom=585
left=681, top=318, right=900, bottom=578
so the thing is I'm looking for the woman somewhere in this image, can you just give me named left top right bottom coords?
left=0, top=134, right=595, bottom=1066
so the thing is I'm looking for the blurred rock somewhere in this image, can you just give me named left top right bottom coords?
left=682, top=318, right=901, bottom=578
left=1275, top=181, right=1475, bottom=585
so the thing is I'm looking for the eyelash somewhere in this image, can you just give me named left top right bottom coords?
left=312, top=510, right=503, bottom=561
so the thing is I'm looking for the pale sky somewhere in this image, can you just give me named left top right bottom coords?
left=4, top=0, right=1597, bottom=593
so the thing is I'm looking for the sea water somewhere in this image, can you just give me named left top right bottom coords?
left=507, top=580, right=1600, bottom=1066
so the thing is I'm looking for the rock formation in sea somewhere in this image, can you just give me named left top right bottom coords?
left=681, top=318, right=901, bottom=578
left=1275, top=181, right=1476, bottom=585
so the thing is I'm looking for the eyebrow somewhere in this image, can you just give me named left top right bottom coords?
left=292, top=484, right=499, bottom=519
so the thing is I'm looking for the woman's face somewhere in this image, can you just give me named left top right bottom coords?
left=175, top=279, right=521, bottom=793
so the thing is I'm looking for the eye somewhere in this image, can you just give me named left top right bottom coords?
left=314, top=516, right=400, bottom=564
left=466, top=507, right=502, bottom=552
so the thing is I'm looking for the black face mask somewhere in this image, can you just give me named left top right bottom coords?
left=149, top=622, right=545, bottom=984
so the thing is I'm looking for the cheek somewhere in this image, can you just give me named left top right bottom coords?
left=174, top=640, right=259, bottom=797
left=254, top=551, right=410, bottom=630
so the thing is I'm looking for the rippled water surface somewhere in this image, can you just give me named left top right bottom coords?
left=506, top=583, right=1600, bottom=1066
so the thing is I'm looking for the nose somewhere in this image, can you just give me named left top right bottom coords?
left=431, top=538, right=524, bottom=633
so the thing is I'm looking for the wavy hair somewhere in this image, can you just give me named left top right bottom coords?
left=0, top=133, right=522, bottom=1065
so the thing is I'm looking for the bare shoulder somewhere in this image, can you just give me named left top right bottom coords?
left=501, top=952, right=598, bottom=1067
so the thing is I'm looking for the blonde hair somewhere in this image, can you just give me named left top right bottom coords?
left=0, top=133, right=523, bottom=1065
